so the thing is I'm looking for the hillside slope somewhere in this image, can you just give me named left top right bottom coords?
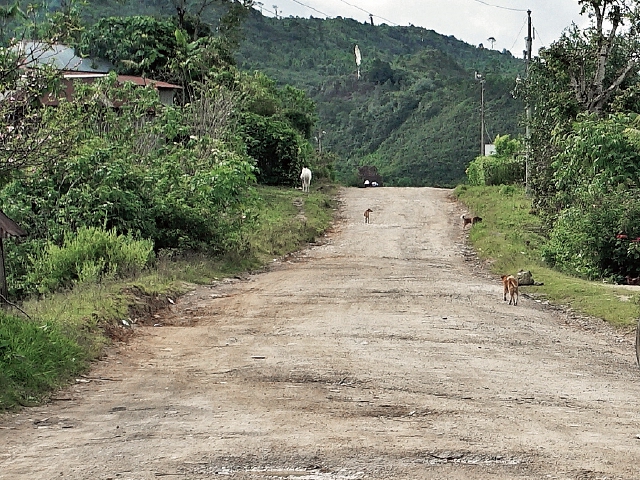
left=237, top=11, right=525, bottom=186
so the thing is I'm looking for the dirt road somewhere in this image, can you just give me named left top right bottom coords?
left=2, top=187, right=640, bottom=479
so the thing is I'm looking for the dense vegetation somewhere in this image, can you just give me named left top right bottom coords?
left=11, top=0, right=526, bottom=187
left=465, top=134, right=523, bottom=186
left=0, top=0, right=330, bottom=297
left=0, top=0, right=336, bottom=410
left=460, top=1, right=640, bottom=284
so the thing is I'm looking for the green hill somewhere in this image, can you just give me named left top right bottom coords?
left=237, top=12, right=525, bottom=186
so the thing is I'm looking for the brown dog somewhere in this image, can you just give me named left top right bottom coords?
left=626, top=275, right=640, bottom=285
left=501, top=275, right=519, bottom=306
left=461, top=214, right=482, bottom=229
left=364, top=208, right=373, bottom=224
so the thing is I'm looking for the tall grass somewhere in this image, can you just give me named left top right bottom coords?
left=455, top=184, right=639, bottom=327
left=0, top=313, right=89, bottom=409
left=247, top=185, right=335, bottom=261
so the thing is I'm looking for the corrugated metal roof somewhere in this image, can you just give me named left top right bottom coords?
left=15, top=41, right=113, bottom=73
left=63, top=72, right=107, bottom=79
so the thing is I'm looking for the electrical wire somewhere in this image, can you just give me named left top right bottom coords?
left=257, top=4, right=278, bottom=16
left=533, top=27, right=546, bottom=48
left=509, top=15, right=528, bottom=53
left=470, top=0, right=528, bottom=12
left=269, top=0, right=531, bottom=47
left=287, top=0, right=331, bottom=18
left=336, top=0, right=399, bottom=26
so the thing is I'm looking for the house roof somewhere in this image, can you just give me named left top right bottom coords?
left=15, top=41, right=113, bottom=73
left=0, top=211, right=25, bottom=239
left=60, top=72, right=182, bottom=90
left=117, top=75, right=183, bottom=90
left=62, top=72, right=107, bottom=79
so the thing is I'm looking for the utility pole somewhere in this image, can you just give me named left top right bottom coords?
left=316, top=130, right=326, bottom=154
left=525, top=10, right=532, bottom=195
left=476, top=72, right=486, bottom=156
left=480, top=78, right=485, bottom=156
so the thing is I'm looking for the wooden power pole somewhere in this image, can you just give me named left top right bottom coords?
left=481, top=77, right=485, bottom=156
left=525, top=10, right=532, bottom=195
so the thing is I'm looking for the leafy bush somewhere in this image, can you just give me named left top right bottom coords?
left=466, top=134, right=524, bottom=186
left=27, top=227, right=154, bottom=294
left=542, top=189, right=640, bottom=280
left=466, top=155, right=524, bottom=186
left=540, top=114, right=640, bottom=280
left=240, top=112, right=308, bottom=186
left=0, top=138, right=155, bottom=245
left=0, top=78, right=258, bottom=296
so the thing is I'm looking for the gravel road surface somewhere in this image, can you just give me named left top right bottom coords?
left=2, top=187, right=640, bottom=480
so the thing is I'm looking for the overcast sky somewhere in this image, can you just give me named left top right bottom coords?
left=255, top=0, right=590, bottom=57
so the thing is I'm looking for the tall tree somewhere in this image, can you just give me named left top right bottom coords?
left=569, top=0, right=640, bottom=114
left=0, top=2, right=25, bottom=42
left=172, top=0, right=253, bottom=40
left=525, top=0, right=640, bottom=212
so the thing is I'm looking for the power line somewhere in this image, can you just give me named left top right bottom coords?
left=336, top=0, right=399, bottom=26
left=509, top=15, right=528, bottom=53
left=287, top=0, right=330, bottom=18
left=256, top=4, right=278, bottom=16
left=470, top=0, right=528, bottom=12
left=276, top=0, right=400, bottom=26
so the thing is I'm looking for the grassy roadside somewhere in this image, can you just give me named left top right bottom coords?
left=455, top=184, right=639, bottom=327
left=0, top=184, right=338, bottom=412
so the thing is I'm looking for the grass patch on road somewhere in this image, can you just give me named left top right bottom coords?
left=455, top=184, right=639, bottom=327
left=0, top=184, right=337, bottom=412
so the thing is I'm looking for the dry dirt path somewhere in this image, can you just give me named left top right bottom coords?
left=2, top=187, right=640, bottom=480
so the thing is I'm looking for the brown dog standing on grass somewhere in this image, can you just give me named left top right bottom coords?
left=461, top=214, right=482, bottom=229
left=364, top=208, right=373, bottom=224
left=501, top=275, right=519, bottom=305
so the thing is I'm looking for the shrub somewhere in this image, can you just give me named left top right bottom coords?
left=466, top=134, right=524, bottom=186
left=27, top=227, right=154, bottom=294
left=240, top=112, right=308, bottom=186
left=542, top=189, right=640, bottom=279
left=466, top=155, right=524, bottom=186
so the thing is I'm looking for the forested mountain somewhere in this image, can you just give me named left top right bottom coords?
left=236, top=11, right=525, bottom=186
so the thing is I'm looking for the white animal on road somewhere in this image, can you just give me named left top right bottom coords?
left=300, top=167, right=312, bottom=193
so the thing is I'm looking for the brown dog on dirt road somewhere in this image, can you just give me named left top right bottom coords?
left=501, top=275, right=519, bottom=306
left=364, top=208, right=373, bottom=224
